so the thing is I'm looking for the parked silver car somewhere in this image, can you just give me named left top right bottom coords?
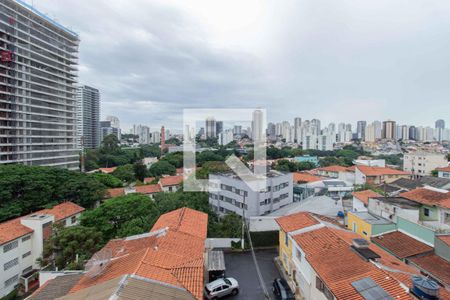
left=204, top=277, right=239, bottom=300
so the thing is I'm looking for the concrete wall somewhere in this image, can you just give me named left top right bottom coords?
left=419, top=205, right=439, bottom=221
left=352, top=197, right=368, bottom=212
left=434, top=236, right=450, bottom=262
left=397, top=217, right=435, bottom=246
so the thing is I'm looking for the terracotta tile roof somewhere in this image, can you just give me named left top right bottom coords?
left=357, top=165, right=411, bottom=176
left=98, top=167, right=117, bottom=174
left=293, top=172, right=324, bottom=183
left=160, top=175, right=183, bottom=187
left=143, top=177, right=155, bottom=183
left=317, top=165, right=348, bottom=173
left=352, top=190, right=382, bottom=206
left=409, top=253, right=450, bottom=287
left=275, top=212, right=319, bottom=233
left=106, top=188, right=125, bottom=198
left=436, top=166, right=450, bottom=172
left=69, top=207, right=208, bottom=300
left=346, top=166, right=356, bottom=172
left=400, top=188, right=450, bottom=209
left=0, top=202, right=84, bottom=245
left=293, top=227, right=412, bottom=300
left=135, top=184, right=162, bottom=194
left=400, top=187, right=450, bottom=209
left=151, top=207, right=208, bottom=240
left=437, top=234, right=450, bottom=247
left=371, top=231, right=433, bottom=259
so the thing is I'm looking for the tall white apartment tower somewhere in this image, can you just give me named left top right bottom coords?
left=0, top=0, right=80, bottom=169
left=77, top=85, right=100, bottom=149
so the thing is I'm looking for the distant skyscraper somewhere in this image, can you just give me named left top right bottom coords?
left=133, top=124, right=150, bottom=144
left=205, top=117, right=216, bottom=138
left=294, top=117, right=302, bottom=142
left=435, top=119, right=445, bottom=129
left=356, top=121, right=367, bottom=140
left=252, top=110, right=264, bottom=141
left=216, top=121, right=223, bottom=135
left=311, top=119, right=321, bottom=134
left=382, top=121, right=396, bottom=140
left=100, top=121, right=121, bottom=142
left=106, top=116, right=120, bottom=128
left=0, top=0, right=80, bottom=170
left=233, top=125, right=242, bottom=136
left=77, top=86, right=100, bottom=149
left=408, top=126, right=417, bottom=140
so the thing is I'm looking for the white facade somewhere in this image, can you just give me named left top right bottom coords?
left=209, top=171, right=293, bottom=217
left=403, top=152, right=448, bottom=176
left=218, top=129, right=233, bottom=146
left=438, top=169, right=450, bottom=179
left=0, top=0, right=80, bottom=169
left=0, top=211, right=81, bottom=297
left=367, top=197, right=420, bottom=224
left=76, top=85, right=100, bottom=149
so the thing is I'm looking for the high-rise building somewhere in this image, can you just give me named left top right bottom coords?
left=356, top=121, right=367, bottom=140
left=100, top=121, right=120, bottom=142
left=435, top=119, right=445, bottom=129
left=408, top=126, right=416, bottom=140
left=294, top=117, right=302, bottom=142
left=205, top=117, right=216, bottom=138
left=133, top=125, right=150, bottom=144
left=233, top=125, right=242, bottom=136
left=0, top=0, right=80, bottom=169
left=106, top=115, right=120, bottom=128
left=215, top=121, right=223, bottom=136
left=382, top=121, right=396, bottom=140
left=77, top=86, right=100, bottom=149
left=252, top=109, right=264, bottom=142
left=218, top=129, right=233, bottom=146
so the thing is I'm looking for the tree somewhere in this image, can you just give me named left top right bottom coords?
left=161, top=152, right=183, bottom=168
left=42, top=224, right=103, bottom=270
left=141, top=144, right=161, bottom=158
left=0, top=165, right=105, bottom=222
left=100, top=134, right=120, bottom=154
left=134, top=161, right=148, bottom=182
left=149, top=161, right=176, bottom=176
left=196, top=151, right=225, bottom=166
left=431, top=169, right=438, bottom=177
left=80, top=194, right=160, bottom=242
left=112, top=164, right=135, bottom=183
left=90, top=173, right=123, bottom=188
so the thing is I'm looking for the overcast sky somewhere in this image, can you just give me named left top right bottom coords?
left=27, top=0, right=450, bottom=131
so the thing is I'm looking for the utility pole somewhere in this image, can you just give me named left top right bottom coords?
left=241, top=193, right=246, bottom=250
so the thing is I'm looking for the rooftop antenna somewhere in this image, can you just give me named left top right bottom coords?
left=84, top=249, right=112, bottom=278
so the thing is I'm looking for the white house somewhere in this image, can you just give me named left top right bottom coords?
left=0, top=202, right=84, bottom=298
left=351, top=190, right=382, bottom=212
left=437, top=166, right=450, bottom=179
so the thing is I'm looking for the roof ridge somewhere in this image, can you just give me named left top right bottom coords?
left=132, top=247, right=151, bottom=275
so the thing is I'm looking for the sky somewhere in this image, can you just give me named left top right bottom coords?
left=25, top=0, right=450, bottom=131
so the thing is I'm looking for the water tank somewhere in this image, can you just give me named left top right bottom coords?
left=411, top=275, right=440, bottom=300
left=352, top=238, right=369, bottom=249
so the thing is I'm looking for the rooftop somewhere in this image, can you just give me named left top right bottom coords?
left=437, top=234, right=450, bottom=247
left=29, top=273, right=83, bottom=300
left=356, top=165, right=411, bottom=176
left=106, top=188, right=125, bottom=198
left=437, top=166, right=450, bottom=172
left=69, top=207, right=208, bottom=300
left=371, top=196, right=421, bottom=209
left=349, top=211, right=393, bottom=225
left=371, top=231, right=433, bottom=259
left=293, top=172, right=324, bottom=183
left=317, top=165, right=349, bottom=173
left=292, top=227, right=411, bottom=300
left=352, top=190, right=382, bottom=206
left=400, top=187, right=450, bottom=209
left=160, top=175, right=184, bottom=187
left=0, top=202, right=84, bottom=245
left=409, top=253, right=450, bottom=287
left=275, top=211, right=319, bottom=233
left=134, top=184, right=162, bottom=194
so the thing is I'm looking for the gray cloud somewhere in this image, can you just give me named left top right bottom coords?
left=29, top=0, right=450, bottom=130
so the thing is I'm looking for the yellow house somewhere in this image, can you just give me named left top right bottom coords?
left=275, top=212, right=320, bottom=283
left=347, top=211, right=396, bottom=240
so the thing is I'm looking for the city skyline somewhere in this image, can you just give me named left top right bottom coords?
left=25, top=0, right=450, bottom=130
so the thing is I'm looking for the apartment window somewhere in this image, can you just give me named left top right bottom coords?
left=3, top=240, right=18, bottom=253
left=22, top=266, right=32, bottom=274
left=4, top=257, right=19, bottom=271
left=22, top=235, right=31, bottom=242
left=22, top=251, right=31, bottom=258
left=316, top=276, right=325, bottom=291
left=285, top=233, right=289, bottom=246
left=4, top=274, right=18, bottom=288
left=424, top=208, right=430, bottom=217
left=71, top=216, right=77, bottom=223
left=362, top=231, right=368, bottom=236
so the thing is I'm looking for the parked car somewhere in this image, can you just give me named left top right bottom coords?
left=272, top=278, right=295, bottom=300
left=204, top=277, right=239, bottom=300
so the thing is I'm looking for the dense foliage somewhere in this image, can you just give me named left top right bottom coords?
left=148, top=160, right=176, bottom=176
left=273, top=159, right=315, bottom=172
left=0, top=165, right=105, bottom=222
left=89, top=173, right=123, bottom=188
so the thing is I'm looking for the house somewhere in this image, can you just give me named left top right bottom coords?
left=134, top=184, right=162, bottom=197
left=269, top=195, right=344, bottom=219
left=97, top=167, right=117, bottom=174
left=288, top=224, right=412, bottom=299
left=143, top=177, right=155, bottom=184
left=105, top=188, right=125, bottom=199
left=160, top=175, right=184, bottom=192
left=371, top=231, right=433, bottom=260
left=403, top=152, right=448, bottom=177
left=400, top=187, right=450, bottom=232
left=351, top=190, right=382, bottom=212
left=353, top=159, right=386, bottom=167
left=294, top=179, right=353, bottom=201
left=293, top=155, right=319, bottom=166
left=315, top=165, right=348, bottom=178
left=367, top=196, right=421, bottom=224
left=60, top=207, right=208, bottom=300
left=355, top=165, right=412, bottom=185
left=292, top=172, right=323, bottom=184
left=275, top=212, right=321, bottom=290
left=347, top=211, right=396, bottom=240
left=381, top=176, right=450, bottom=196
left=437, top=166, right=450, bottom=179
left=0, top=202, right=84, bottom=298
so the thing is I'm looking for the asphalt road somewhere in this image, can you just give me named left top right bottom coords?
left=224, top=248, right=280, bottom=300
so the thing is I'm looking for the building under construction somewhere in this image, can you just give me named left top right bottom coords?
left=0, top=0, right=80, bottom=169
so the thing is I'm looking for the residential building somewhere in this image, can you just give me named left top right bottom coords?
left=437, top=166, right=450, bottom=179
left=134, top=184, right=162, bottom=198
left=347, top=211, right=396, bottom=240
left=356, top=120, right=366, bottom=140
left=0, top=202, right=84, bottom=297
left=251, top=109, right=264, bottom=142
left=105, top=115, right=120, bottom=128
left=293, top=155, right=318, bottom=166
left=150, top=130, right=160, bottom=144
left=355, top=165, right=412, bottom=185
left=208, top=170, right=293, bottom=217
left=159, top=175, right=183, bottom=192
left=403, top=152, right=448, bottom=176
left=353, top=159, right=385, bottom=167
left=315, top=165, right=348, bottom=178
left=215, top=121, right=223, bottom=135
left=100, top=120, right=120, bottom=142
left=351, top=190, right=382, bottom=212
left=435, top=119, right=445, bottom=130
left=205, top=117, right=216, bottom=138
left=382, top=120, right=396, bottom=140
left=218, top=129, right=233, bottom=146
left=0, top=0, right=80, bottom=169
left=132, top=124, right=150, bottom=144
left=76, top=85, right=100, bottom=149
left=56, top=207, right=208, bottom=300
left=367, top=196, right=421, bottom=224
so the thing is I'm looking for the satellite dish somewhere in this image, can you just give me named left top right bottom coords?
left=85, top=249, right=112, bottom=278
